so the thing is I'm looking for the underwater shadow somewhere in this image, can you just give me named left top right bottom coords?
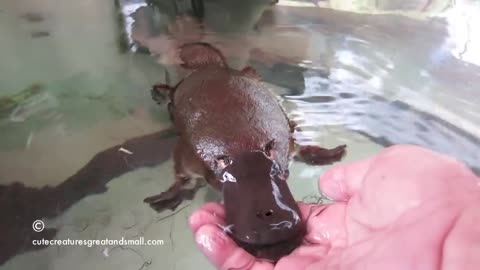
left=0, top=128, right=177, bottom=265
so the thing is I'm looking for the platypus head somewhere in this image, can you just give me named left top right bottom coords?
left=216, top=146, right=306, bottom=262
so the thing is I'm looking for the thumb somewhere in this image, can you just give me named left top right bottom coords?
left=318, top=155, right=375, bottom=202
left=193, top=224, right=274, bottom=270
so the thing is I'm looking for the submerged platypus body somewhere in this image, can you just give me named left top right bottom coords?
left=145, top=43, right=346, bottom=262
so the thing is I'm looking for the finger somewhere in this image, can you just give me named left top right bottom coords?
left=321, top=144, right=477, bottom=203
left=194, top=224, right=274, bottom=270
left=275, top=254, right=320, bottom=270
left=318, top=155, right=376, bottom=201
left=197, top=202, right=226, bottom=218
left=442, top=202, right=480, bottom=270
left=288, top=244, right=328, bottom=258
left=297, top=202, right=327, bottom=221
left=189, top=202, right=226, bottom=233
left=297, top=202, right=347, bottom=247
left=298, top=202, right=347, bottom=247
left=306, top=203, right=348, bottom=247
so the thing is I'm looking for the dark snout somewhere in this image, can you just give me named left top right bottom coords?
left=223, top=177, right=306, bottom=261
left=226, top=180, right=304, bottom=245
left=221, top=151, right=306, bottom=261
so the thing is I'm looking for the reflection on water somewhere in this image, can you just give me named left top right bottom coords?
left=0, top=0, right=479, bottom=269
left=286, top=70, right=480, bottom=174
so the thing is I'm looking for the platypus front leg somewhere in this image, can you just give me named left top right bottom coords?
left=293, top=144, right=347, bottom=166
left=151, top=83, right=176, bottom=122
left=151, top=83, right=172, bottom=104
left=143, top=174, right=203, bottom=212
left=143, top=137, right=207, bottom=212
left=286, top=118, right=346, bottom=165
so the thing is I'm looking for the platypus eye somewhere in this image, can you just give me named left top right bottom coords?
left=214, top=155, right=232, bottom=170
left=269, top=162, right=281, bottom=178
left=264, top=139, right=275, bottom=157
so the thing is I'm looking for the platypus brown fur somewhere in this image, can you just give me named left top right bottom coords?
left=145, top=42, right=346, bottom=262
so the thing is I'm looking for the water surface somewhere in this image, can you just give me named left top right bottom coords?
left=0, top=0, right=479, bottom=269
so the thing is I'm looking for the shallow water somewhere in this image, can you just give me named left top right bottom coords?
left=0, top=0, right=479, bottom=269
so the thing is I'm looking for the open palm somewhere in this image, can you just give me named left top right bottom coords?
left=188, top=145, right=480, bottom=270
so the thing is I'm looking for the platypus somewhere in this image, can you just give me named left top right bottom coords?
left=145, top=42, right=346, bottom=262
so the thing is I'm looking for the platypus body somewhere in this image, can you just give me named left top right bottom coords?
left=145, top=43, right=346, bottom=262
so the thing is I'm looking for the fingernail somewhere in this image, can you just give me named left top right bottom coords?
left=195, top=225, right=231, bottom=253
left=197, top=233, right=214, bottom=252
left=310, top=205, right=328, bottom=218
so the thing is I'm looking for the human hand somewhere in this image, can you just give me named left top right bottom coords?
left=188, top=145, right=480, bottom=270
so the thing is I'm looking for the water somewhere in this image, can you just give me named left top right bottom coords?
left=0, top=0, right=479, bottom=269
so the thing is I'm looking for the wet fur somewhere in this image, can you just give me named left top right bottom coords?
left=145, top=42, right=346, bottom=261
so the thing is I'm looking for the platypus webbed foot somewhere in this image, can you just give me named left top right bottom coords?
left=144, top=175, right=204, bottom=212
left=144, top=192, right=184, bottom=212
left=294, top=144, right=347, bottom=166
